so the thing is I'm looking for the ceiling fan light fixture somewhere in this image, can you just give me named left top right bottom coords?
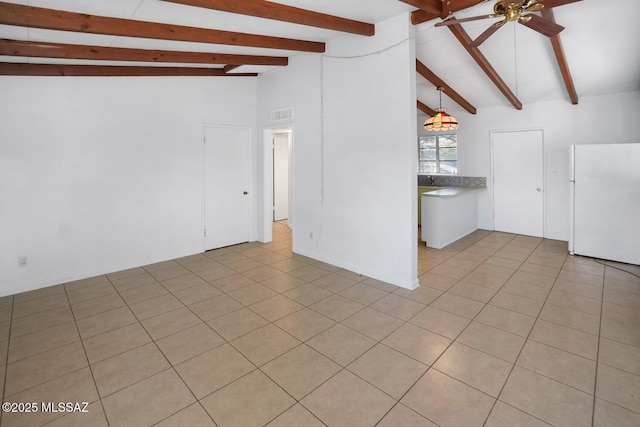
left=424, top=87, right=459, bottom=131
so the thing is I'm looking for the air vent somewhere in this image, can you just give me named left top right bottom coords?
left=271, top=108, right=294, bottom=122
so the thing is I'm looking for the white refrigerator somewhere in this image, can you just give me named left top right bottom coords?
left=569, top=143, right=640, bottom=265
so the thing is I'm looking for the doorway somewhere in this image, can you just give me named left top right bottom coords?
left=203, top=125, right=251, bottom=250
left=492, top=129, right=544, bottom=237
left=261, top=125, right=293, bottom=244
left=273, top=129, right=292, bottom=227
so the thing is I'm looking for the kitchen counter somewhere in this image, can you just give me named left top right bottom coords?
left=422, top=187, right=485, bottom=198
left=421, top=187, right=486, bottom=249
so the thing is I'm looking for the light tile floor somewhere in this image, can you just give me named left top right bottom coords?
left=1, top=223, right=639, bottom=426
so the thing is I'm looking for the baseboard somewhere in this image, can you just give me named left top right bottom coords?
left=291, top=246, right=418, bottom=290
left=0, top=246, right=203, bottom=297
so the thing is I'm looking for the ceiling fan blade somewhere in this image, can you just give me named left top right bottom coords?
left=519, top=13, right=564, bottom=37
left=470, top=20, right=507, bottom=48
left=434, top=14, right=500, bottom=27
left=527, top=0, right=582, bottom=9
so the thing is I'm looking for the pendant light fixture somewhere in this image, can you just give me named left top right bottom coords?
left=424, top=87, right=459, bottom=131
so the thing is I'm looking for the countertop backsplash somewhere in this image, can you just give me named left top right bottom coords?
left=418, top=175, right=487, bottom=188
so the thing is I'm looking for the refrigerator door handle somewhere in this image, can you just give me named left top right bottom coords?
left=569, top=180, right=575, bottom=254
left=569, top=145, right=575, bottom=182
left=569, top=145, right=576, bottom=255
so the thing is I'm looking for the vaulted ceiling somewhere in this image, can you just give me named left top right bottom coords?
left=413, top=0, right=640, bottom=112
left=1, top=0, right=638, bottom=113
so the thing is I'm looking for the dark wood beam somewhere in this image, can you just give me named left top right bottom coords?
left=400, top=0, right=486, bottom=25
left=447, top=23, right=522, bottom=110
left=417, top=100, right=437, bottom=116
left=410, top=10, right=437, bottom=26
left=0, top=63, right=258, bottom=77
left=399, top=0, right=442, bottom=16
left=0, top=2, right=325, bottom=53
left=541, top=9, right=578, bottom=104
left=163, top=0, right=374, bottom=36
left=442, top=0, right=489, bottom=16
left=223, top=64, right=241, bottom=73
left=405, top=0, right=486, bottom=25
left=0, top=39, right=289, bottom=66
left=416, top=59, right=477, bottom=114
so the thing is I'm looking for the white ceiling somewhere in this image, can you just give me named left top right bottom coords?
left=0, top=0, right=412, bottom=57
left=1, top=0, right=638, bottom=112
left=415, top=0, right=640, bottom=111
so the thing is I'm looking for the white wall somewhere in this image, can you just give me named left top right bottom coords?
left=8, top=16, right=628, bottom=297
left=0, top=76, right=257, bottom=296
left=257, top=53, right=323, bottom=253
left=418, top=90, right=640, bottom=241
left=320, top=13, right=418, bottom=288
left=258, top=13, right=419, bottom=289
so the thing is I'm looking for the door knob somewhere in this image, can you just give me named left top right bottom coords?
left=536, top=187, right=542, bottom=192
left=243, top=191, right=249, bottom=195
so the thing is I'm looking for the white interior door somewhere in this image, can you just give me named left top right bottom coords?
left=273, top=133, right=290, bottom=222
left=204, top=126, right=250, bottom=250
left=492, top=130, right=544, bottom=237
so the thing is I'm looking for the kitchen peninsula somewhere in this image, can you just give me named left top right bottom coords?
left=418, top=175, right=486, bottom=249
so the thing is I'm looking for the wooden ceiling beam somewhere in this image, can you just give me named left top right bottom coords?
left=163, top=0, right=374, bottom=36
left=417, top=100, right=437, bottom=116
left=447, top=23, right=522, bottom=110
left=223, top=64, right=241, bottom=73
left=541, top=9, right=578, bottom=104
left=410, top=10, right=439, bottom=25
left=416, top=59, right=477, bottom=114
left=403, top=0, right=486, bottom=25
left=0, top=39, right=289, bottom=66
left=0, top=62, right=258, bottom=77
left=399, top=0, right=443, bottom=17
left=0, top=2, right=325, bottom=53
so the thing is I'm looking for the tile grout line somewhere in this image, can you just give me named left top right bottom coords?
left=183, top=240, right=319, bottom=420
left=591, top=261, right=607, bottom=427
left=380, top=233, right=539, bottom=427
left=62, top=282, right=110, bottom=427
left=109, top=241, right=289, bottom=423
left=480, top=237, right=566, bottom=427
left=156, top=235, right=318, bottom=425
left=4, top=229, right=638, bottom=425
left=0, top=236, right=506, bottom=425
left=143, top=259, right=284, bottom=426
left=208, top=265, right=417, bottom=424
left=183, top=240, right=321, bottom=425
left=116, top=239, right=357, bottom=392
left=0, top=297, right=14, bottom=426
left=379, top=240, right=516, bottom=425
left=95, top=272, right=208, bottom=426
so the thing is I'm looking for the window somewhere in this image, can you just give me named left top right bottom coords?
left=418, top=134, right=457, bottom=174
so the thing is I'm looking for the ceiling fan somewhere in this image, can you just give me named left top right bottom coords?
left=434, top=0, right=582, bottom=47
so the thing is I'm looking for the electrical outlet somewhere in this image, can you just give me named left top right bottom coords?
left=18, top=256, right=28, bottom=267
left=309, top=232, right=313, bottom=239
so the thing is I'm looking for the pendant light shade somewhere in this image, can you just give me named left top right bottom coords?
left=424, top=87, right=459, bottom=131
left=424, top=111, right=458, bottom=131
